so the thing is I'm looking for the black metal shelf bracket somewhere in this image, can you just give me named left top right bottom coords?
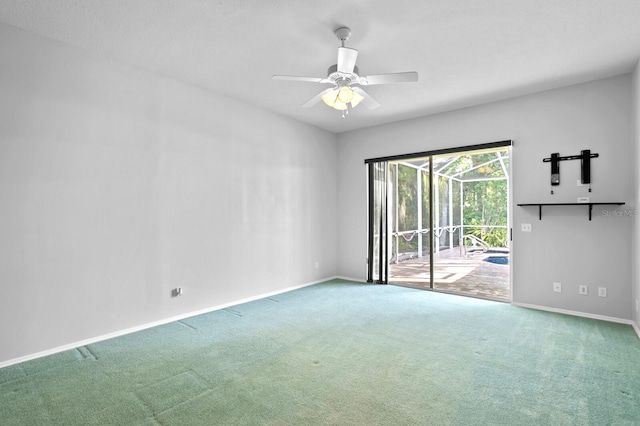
left=517, top=202, right=625, bottom=221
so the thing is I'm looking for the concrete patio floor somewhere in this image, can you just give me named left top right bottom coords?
left=389, top=247, right=511, bottom=302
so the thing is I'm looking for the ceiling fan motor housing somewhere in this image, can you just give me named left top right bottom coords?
left=327, top=64, right=360, bottom=86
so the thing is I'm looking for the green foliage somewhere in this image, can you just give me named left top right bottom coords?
left=397, top=164, right=418, bottom=231
left=393, top=150, right=509, bottom=250
left=463, top=179, right=508, bottom=247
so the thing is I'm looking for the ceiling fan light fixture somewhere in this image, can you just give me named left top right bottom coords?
left=322, top=85, right=362, bottom=111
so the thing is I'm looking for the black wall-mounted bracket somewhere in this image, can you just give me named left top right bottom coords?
left=548, top=153, right=560, bottom=186
left=542, top=150, right=598, bottom=191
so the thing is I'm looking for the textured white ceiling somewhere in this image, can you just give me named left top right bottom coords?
left=1, top=0, right=640, bottom=133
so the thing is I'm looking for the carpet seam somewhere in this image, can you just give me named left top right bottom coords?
left=176, top=320, right=197, bottom=331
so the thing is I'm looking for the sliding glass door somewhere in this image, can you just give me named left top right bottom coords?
left=387, top=158, right=433, bottom=286
left=367, top=161, right=388, bottom=284
left=366, top=141, right=512, bottom=302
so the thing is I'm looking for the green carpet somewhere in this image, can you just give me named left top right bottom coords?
left=1, top=280, right=638, bottom=425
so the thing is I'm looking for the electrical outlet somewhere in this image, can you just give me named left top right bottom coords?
left=598, top=287, right=607, bottom=298
left=579, top=285, right=588, bottom=295
left=315, top=262, right=319, bottom=269
left=521, top=223, right=532, bottom=232
left=553, top=282, right=562, bottom=293
left=172, top=287, right=183, bottom=297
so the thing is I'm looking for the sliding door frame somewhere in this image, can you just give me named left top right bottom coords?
left=366, top=140, right=512, bottom=285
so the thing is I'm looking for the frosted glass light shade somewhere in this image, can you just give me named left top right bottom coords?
left=337, top=86, right=354, bottom=103
left=333, top=99, right=348, bottom=110
left=321, top=89, right=338, bottom=107
left=321, top=86, right=363, bottom=110
left=351, top=91, right=365, bottom=108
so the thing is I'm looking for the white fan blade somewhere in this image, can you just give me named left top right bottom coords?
left=352, top=87, right=381, bottom=110
left=301, top=88, right=333, bottom=108
left=337, top=47, right=358, bottom=73
left=360, top=72, right=418, bottom=85
left=272, top=75, right=330, bottom=84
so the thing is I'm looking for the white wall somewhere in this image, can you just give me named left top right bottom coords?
left=0, top=23, right=338, bottom=364
left=337, top=75, right=634, bottom=320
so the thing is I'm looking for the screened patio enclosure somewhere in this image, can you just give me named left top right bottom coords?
left=387, top=147, right=510, bottom=301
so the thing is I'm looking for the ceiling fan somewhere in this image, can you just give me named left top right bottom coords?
left=273, top=27, right=418, bottom=118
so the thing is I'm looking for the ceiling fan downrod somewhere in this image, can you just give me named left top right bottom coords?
left=334, top=27, right=351, bottom=47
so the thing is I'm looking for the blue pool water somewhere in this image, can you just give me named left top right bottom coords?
left=484, top=256, right=509, bottom=265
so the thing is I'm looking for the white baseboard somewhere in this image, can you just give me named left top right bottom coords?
left=0, top=277, right=335, bottom=370
left=512, top=302, right=635, bottom=326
